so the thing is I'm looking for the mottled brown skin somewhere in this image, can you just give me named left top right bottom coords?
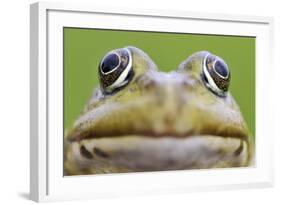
left=64, top=47, right=253, bottom=176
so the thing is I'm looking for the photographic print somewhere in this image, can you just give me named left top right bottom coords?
left=63, top=28, right=255, bottom=176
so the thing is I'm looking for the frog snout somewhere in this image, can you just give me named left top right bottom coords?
left=133, top=71, right=199, bottom=133
left=136, top=71, right=194, bottom=106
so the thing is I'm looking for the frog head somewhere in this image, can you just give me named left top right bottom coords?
left=64, top=46, right=251, bottom=175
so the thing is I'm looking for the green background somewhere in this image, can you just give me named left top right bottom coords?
left=64, top=28, right=255, bottom=137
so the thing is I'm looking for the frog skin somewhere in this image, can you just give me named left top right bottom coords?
left=64, top=46, right=253, bottom=175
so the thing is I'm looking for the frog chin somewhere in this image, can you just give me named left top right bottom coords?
left=67, top=135, right=250, bottom=174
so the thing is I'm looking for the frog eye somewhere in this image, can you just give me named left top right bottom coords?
left=202, top=54, right=230, bottom=97
left=98, top=48, right=134, bottom=94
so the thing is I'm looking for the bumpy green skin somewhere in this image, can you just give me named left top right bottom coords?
left=64, top=47, right=252, bottom=176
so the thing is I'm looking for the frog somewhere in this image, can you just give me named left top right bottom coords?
left=64, top=46, right=253, bottom=175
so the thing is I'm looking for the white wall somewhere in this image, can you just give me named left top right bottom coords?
left=0, top=0, right=280, bottom=204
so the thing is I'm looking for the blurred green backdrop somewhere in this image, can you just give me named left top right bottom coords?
left=64, top=28, right=255, bottom=137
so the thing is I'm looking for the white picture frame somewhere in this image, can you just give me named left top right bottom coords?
left=30, top=2, right=274, bottom=202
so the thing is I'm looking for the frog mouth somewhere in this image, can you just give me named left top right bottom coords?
left=65, top=103, right=251, bottom=174
left=66, top=133, right=250, bottom=174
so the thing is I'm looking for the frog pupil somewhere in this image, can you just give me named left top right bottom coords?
left=101, top=53, right=120, bottom=73
left=214, top=60, right=228, bottom=78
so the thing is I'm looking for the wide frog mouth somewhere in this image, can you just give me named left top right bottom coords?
left=65, top=134, right=250, bottom=175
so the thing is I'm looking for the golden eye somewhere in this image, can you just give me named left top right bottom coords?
left=202, top=54, right=230, bottom=97
left=98, top=48, right=134, bottom=94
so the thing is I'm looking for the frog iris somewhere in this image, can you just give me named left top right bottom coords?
left=202, top=54, right=230, bottom=97
left=98, top=48, right=134, bottom=94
